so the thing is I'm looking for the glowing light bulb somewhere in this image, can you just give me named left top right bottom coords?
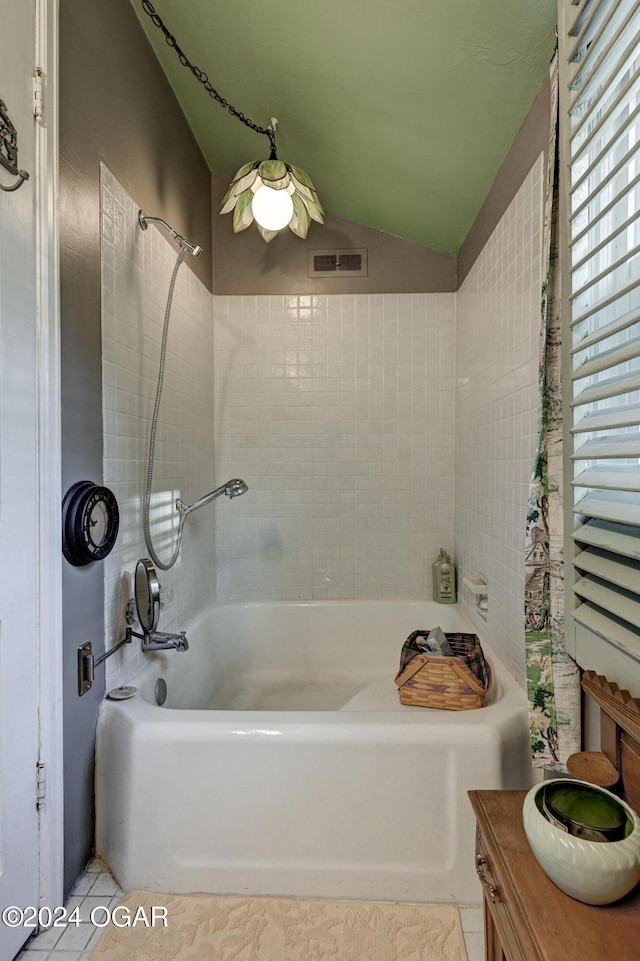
left=251, top=185, right=294, bottom=231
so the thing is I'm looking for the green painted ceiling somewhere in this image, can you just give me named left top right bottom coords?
left=132, top=0, right=557, bottom=254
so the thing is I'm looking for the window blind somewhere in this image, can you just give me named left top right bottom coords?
left=568, top=0, right=640, bottom=660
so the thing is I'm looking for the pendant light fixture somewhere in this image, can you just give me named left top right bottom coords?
left=140, top=1, right=324, bottom=242
left=219, top=120, right=324, bottom=242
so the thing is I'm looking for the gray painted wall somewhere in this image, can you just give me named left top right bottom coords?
left=212, top=175, right=456, bottom=293
left=58, top=0, right=549, bottom=895
left=457, top=75, right=551, bottom=285
left=59, top=0, right=212, bottom=896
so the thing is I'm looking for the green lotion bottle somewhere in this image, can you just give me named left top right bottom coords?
left=433, top=548, right=456, bottom=604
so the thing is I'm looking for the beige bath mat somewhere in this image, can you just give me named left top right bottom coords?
left=89, top=890, right=468, bottom=961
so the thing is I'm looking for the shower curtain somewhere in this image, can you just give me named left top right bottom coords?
left=525, top=55, right=581, bottom=770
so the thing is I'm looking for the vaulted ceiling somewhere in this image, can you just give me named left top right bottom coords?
left=132, top=0, right=557, bottom=254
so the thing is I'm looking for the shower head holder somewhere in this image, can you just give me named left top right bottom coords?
left=138, top=210, right=202, bottom=257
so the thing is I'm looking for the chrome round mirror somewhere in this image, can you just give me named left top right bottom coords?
left=134, top=558, right=160, bottom=633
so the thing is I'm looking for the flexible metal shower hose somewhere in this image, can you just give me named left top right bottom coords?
left=142, top=247, right=189, bottom=570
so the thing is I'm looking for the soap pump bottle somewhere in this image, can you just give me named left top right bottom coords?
left=433, top=548, right=456, bottom=604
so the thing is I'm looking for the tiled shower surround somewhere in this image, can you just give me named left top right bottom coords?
left=101, top=156, right=543, bottom=691
left=212, top=293, right=455, bottom=601
left=455, top=156, right=544, bottom=687
left=101, top=166, right=215, bottom=688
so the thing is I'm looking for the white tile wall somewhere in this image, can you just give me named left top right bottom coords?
left=454, top=155, right=545, bottom=688
left=100, top=156, right=544, bottom=692
left=100, top=166, right=216, bottom=688
left=212, top=293, right=456, bottom=600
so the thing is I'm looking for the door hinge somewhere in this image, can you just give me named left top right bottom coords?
left=36, top=761, right=46, bottom=809
left=33, top=67, right=44, bottom=121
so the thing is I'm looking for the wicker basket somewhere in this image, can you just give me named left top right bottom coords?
left=394, top=629, right=492, bottom=710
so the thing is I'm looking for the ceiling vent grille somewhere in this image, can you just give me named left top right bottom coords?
left=308, top=248, right=368, bottom=278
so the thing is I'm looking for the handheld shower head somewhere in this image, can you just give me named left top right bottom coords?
left=138, top=211, right=202, bottom=257
left=226, top=478, right=249, bottom=498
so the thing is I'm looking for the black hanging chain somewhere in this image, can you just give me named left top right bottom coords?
left=140, top=0, right=277, bottom=159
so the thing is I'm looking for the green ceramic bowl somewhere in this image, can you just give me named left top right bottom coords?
left=523, top=780, right=640, bottom=904
left=540, top=779, right=629, bottom=842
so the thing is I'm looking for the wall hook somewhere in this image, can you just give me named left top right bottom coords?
left=0, top=98, right=30, bottom=192
left=0, top=167, right=30, bottom=192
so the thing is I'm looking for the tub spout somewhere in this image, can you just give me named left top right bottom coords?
left=141, top=630, right=189, bottom=653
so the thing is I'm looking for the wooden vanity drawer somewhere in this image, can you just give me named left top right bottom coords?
left=475, top=826, right=530, bottom=961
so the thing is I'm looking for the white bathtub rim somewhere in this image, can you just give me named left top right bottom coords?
left=111, top=598, right=525, bottom=727
left=102, top=654, right=524, bottom=737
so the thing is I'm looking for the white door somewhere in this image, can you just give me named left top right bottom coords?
left=0, top=0, right=42, bottom=957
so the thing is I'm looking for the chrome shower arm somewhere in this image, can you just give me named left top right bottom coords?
left=176, top=487, right=225, bottom=516
left=138, top=210, right=202, bottom=257
left=176, top=478, right=248, bottom=517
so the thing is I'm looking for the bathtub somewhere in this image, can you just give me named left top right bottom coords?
left=96, top=600, right=532, bottom=903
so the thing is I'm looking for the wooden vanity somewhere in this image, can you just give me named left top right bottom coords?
left=469, top=671, right=640, bottom=961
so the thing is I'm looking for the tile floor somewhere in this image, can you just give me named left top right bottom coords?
left=17, top=860, right=124, bottom=961
left=17, top=859, right=484, bottom=961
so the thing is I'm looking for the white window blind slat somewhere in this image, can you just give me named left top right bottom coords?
left=570, top=102, right=640, bottom=198
left=569, top=0, right=621, bottom=67
left=571, top=517, right=640, bottom=558
left=571, top=210, right=640, bottom=275
left=570, top=170, right=640, bottom=245
left=570, top=0, right=600, bottom=35
left=574, top=603, right=640, bottom=660
left=575, top=574, right=640, bottom=625
left=569, top=0, right=609, bottom=49
left=573, top=406, right=640, bottom=432
left=573, top=434, right=640, bottom=459
left=571, top=0, right=637, bottom=91
left=573, top=400, right=640, bottom=433
left=571, top=47, right=640, bottom=152
left=569, top=276, right=640, bottom=326
left=570, top=306, right=640, bottom=352
left=573, top=464, right=640, bottom=489
left=575, top=547, right=640, bottom=591
left=571, top=368, right=640, bottom=406
left=570, top=141, right=640, bottom=221
left=574, top=490, right=640, bottom=526
left=572, top=333, right=640, bottom=376
left=570, top=242, right=640, bottom=303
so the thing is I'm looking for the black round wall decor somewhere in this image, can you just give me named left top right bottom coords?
left=62, top=481, right=120, bottom=566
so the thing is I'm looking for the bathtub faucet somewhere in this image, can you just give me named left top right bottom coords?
left=176, top=478, right=248, bottom=517
left=141, top=630, right=189, bottom=653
